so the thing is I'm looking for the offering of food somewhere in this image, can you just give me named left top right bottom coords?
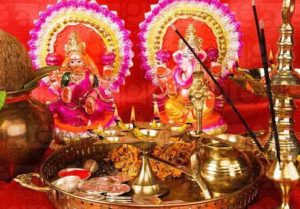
left=52, top=176, right=81, bottom=193
left=58, top=168, right=91, bottom=180
left=150, top=140, right=197, bottom=180
left=110, top=140, right=196, bottom=180
left=110, top=144, right=141, bottom=177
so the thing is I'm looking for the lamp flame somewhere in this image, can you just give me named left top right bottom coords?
left=130, top=106, right=136, bottom=123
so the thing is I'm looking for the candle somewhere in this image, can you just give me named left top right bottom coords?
left=170, top=25, right=264, bottom=152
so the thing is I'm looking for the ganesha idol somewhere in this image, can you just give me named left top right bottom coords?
left=46, top=32, right=116, bottom=142
left=139, top=0, right=242, bottom=135
left=153, top=25, right=227, bottom=135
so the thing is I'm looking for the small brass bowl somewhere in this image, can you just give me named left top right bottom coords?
left=124, top=123, right=134, bottom=130
left=170, top=126, right=182, bottom=132
left=149, top=122, right=163, bottom=129
left=188, top=130, right=202, bottom=138
left=105, top=136, right=121, bottom=142
left=104, top=129, right=124, bottom=137
left=104, top=130, right=117, bottom=136
left=140, top=129, right=160, bottom=137
left=120, top=123, right=134, bottom=131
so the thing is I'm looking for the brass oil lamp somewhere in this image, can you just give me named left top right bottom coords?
left=266, top=1, right=300, bottom=208
left=130, top=141, right=169, bottom=196
left=266, top=159, right=300, bottom=209
left=267, top=0, right=300, bottom=161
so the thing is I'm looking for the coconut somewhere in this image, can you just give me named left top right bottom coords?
left=0, top=29, right=33, bottom=91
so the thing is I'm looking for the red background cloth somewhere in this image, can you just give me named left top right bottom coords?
left=1, top=0, right=300, bottom=208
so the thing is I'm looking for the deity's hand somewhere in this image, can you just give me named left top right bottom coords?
left=85, top=97, right=96, bottom=115
left=48, top=71, right=62, bottom=92
left=84, top=91, right=98, bottom=115
left=61, top=87, right=72, bottom=103
left=165, top=97, right=187, bottom=123
left=156, top=66, right=171, bottom=88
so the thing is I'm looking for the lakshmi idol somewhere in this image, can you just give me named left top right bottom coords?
left=154, top=24, right=227, bottom=135
left=47, top=31, right=115, bottom=141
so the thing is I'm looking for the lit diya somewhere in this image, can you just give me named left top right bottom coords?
left=104, top=129, right=123, bottom=137
left=140, top=129, right=160, bottom=137
left=114, top=106, right=135, bottom=131
left=149, top=121, right=163, bottom=129
left=58, top=168, right=91, bottom=180
left=149, top=101, right=164, bottom=129
left=105, top=136, right=121, bottom=142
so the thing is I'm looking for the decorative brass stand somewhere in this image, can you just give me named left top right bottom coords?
left=188, top=68, right=210, bottom=134
left=266, top=1, right=300, bottom=208
left=266, top=159, right=300, bottom=209
left=267, top=0, right=300, bottom=161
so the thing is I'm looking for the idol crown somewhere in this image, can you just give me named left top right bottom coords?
left=179, top=24, right=203, bottom=51
left=65, top=31, right=86, bottom=54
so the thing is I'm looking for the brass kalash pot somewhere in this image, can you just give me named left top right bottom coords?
left=0, top=29, right=57, bottom=181
left=199, top=140, right=253, bottom=195
left=147, top=134, right=255, bottom=198
left=0, top=91, right=54, bottom=181
left=188, top=69, right=253, bottom=195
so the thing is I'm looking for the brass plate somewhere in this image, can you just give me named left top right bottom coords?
left=32, top=139, right=264, bottom=208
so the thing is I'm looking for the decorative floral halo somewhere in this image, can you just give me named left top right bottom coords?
left=139, top=0, right=242, bottom=85
left=29, top=0, right=133, bottom=92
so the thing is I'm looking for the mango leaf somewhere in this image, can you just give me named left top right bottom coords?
left=0, top=91, right=6, bottom=111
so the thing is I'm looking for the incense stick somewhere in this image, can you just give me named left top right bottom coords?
left=259, top=21, right=281, bottom=162
left=253, top=0, right=280, bottom=162
left=171, top=25, right=264, bottom=152
left=252, top=0, right=261, bottom=40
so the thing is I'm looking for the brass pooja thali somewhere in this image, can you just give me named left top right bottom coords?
left=15, top=136, right=264, bottom=209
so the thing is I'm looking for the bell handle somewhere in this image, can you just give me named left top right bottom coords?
left=14, top=173, right=51, bottom=192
